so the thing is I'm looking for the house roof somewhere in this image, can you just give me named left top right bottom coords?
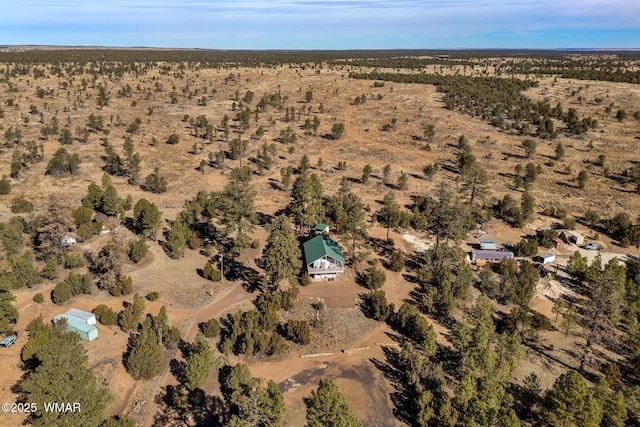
left=94, top=212, right=110, bottom=222
left=472, top=249, right=514, bottom=260
left=303, top=235, right=344, bottom=264
left=479, top=238, right=495, bottom=244
left=314, top=223, right=329, bottom=231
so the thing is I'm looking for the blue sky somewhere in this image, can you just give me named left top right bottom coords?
left=2, top=0, right=639, bottom=49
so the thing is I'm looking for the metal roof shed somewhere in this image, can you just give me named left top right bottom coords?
left=479, top=238, right=497, bottom=250
left=53, top=314, right=98, bottom=342
left=64, top=308, right=97, bottom=325
left=534, top=253, right=556, bottom=264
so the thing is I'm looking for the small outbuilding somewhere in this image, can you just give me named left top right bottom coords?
left=314, top=223, right=330, bottom=235
left=53, top=314, right=98, bottom=342
left=554, top=238, right=564, bottom=250
left=479, top=238, right=497, bottom=250
left=534, top=253, right=556, bottom=264
left=60, top=236, right=77, bottom=247
left=303, top=235, right=344, bottom=279
left=94, top=212, right=116, bottom=235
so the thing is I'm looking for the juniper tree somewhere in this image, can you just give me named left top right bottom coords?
left=133, top=198, right=162, bottom=240
left=361, top=164, right=372, bottom=183
left=305, top=379, right=362, bottom=427
left=185, top=332, right=215, bottom=391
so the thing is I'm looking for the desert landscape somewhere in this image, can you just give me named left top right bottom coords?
left=0, top=48, right=639, bottom=427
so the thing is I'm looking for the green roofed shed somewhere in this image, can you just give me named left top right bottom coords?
left=314, top=223, right=330, bottom=234
left=53, top=314, right=99, bottom=342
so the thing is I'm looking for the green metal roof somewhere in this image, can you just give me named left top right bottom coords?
left=314, top=223, right=329, bottom=231
left=53, top=314, right=98, bottom=341
left=303, top=235, right=344, bottom=264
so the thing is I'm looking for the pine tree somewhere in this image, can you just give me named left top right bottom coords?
left=21, top=321, right=112, bottom=426
left=378, top=191, right=401, bottom=241
left=305, top=379, right=362, bottom=427
left=546, top=370, right=602, bottom=427
left=262, top=215, right=302, bottom=287
left=287, top=173, right=323, bottom=232
left=167, top=219, right=188, bottom=259
left=219, top=168, right=258, bottom=253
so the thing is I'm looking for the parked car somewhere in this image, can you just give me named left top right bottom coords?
left=584, top=243, right=601, bottom=250
left=0, top=335, right=16, bottom=347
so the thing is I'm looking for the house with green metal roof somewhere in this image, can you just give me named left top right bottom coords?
left=303, top=235, right=344, bottom=279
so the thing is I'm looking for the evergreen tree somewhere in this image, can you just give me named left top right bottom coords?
left=305, top=379, right=362, bottom=427
left=185, top=332, right=215, bottom=391
left=287, top=173, right=323, bottom=232
left=222, top=363, right=285, bottom=427
left=21, top=321, right=112, bottom=426
left=0, top=175, right=11, bottom=195
left=143, top=167, right=167, bottom=193
left=133, top=199, right=162, bottom=240
left=361, top=164, right=372, bottom=183
left=124, top=317, right=163, bottom=380
left=555, top=142, right=565, bottom=161
left=546, top=370, right=602, bottom=427
left=262, top=215, right=302, bottom=287
left=219, top=168, right=258, bottom=253
left=461, top=164, right=488, bottom=206
left=378, top=191, right=402, bottom=241
left=167, top=218, right=189, bottom=259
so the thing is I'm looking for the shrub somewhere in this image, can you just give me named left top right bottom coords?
left=63, top=252, right=85, bottom=269
left=388, top=251, right=405, bottom=272
left=110, top=276, right=133, bottom=296
left=51, top=272, right=94, bottom=304
left=92, top=304, right=117, bottom=325
left=513, top=238, right=538, bottom=257
left=363, top=265, right=386, bottom=290
left=146, top=291, right=160, bottom=301
left=32, top=293, right=44, bottom=303
left=166, top=133, right=180, bottom=144
left=562, top=216, right=577, bottom=230
left=0, top=175, right=11, bottom=195
left=200, top=318, right=221, bottom=338
left=203, top=261, right=223, bottom=282
left=364, top=290, right=395, bottom=322
left=52, top=281, right=72, bottom=304
left=536, top=229, right=558, bottom=248
left=127, top=237, right=148, bottom=263
left=250, top=238, right=260, bottom=249
left=299, top=274, right=312, bottom=286
left=188, top=232, right=202, bottom=250
left=10, top=196, right=33, bottom=213
left=284, top=320, right=311, bottom=345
